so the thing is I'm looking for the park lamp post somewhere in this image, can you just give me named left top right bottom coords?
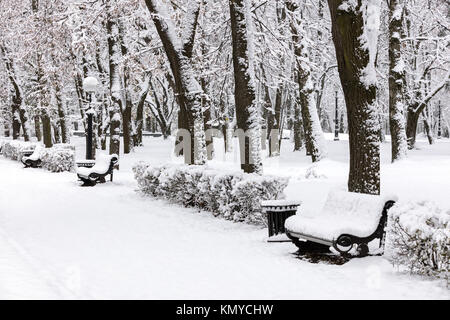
left=83, top=77, right=99, bottom=160
left=437, top=100, right=442, bottom=139
left=334, top=90, right=340, bottom=141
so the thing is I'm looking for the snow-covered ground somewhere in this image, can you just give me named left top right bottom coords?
left=0, top=134, right=449, bottom=299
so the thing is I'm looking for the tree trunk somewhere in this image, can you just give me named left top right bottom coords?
left=135, top=77, right=151, bottom=146
left=201, top=78, right=214, bottom=160
left=422, top=111, right=434, bottom=145
left=52, top=122, right=61, bottom=144
left=268, top=83, right=283, bottom=157
left=229, top=0, right=262, bottom=173
left=388, top=0, right=407, bottom=162
left=122, top=101, right=132, bottom=154
left=11, top=104, right=21, bottom=140
left=107, top=10, right=121, bottom=157
left=41, top=110, right=53, bottom=148
left=34, top=115, right=42, bottom=141
left=144, top=0, right=206, bottom=165
left=55, top=82, right=69, bottom=143
left=406, top=106, right=420, bottom=149
left=4, top=123, right=10, bottom=137
left=293, top=97, right=304, bottom=151
left=118, top=20, right=132, bottom=154
left=328, top=0, right=381, bottom=195
left=289, top=4, right=326, bottom=162
left=1, top=45, right=29, bottom=141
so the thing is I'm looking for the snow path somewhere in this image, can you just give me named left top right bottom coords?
left=0, top=140, right=449, bottom=299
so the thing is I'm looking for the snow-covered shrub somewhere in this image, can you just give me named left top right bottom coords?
left=232, top=175, right=289, bottom=224
left=133, top=163, right=289, bottom=225
left=41, top=146, right=75, bottom=172
left=305, top=164, right=327, bottom=179
left=386, top=201, right=449, bottom=280
left=1, top=140, right=36, bottom=161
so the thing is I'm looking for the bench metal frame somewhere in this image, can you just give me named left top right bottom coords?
left=77, top=156, right=118, bottom=186
left=286, top=200, right=396, bottom=257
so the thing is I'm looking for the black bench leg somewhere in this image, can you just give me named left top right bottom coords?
left=111, top=172, right=113, bottom=182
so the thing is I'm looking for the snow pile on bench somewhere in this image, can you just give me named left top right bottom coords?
left=41, top=145, right=75, bottom=172
left=386, top=201, right=449, bottom=279
left=77, top=153, right=117, bottom=178
left=1, top=140, right=36, bottom=161
left=22, top=145, right=44, bottom=165
left=133, top=163, right=289, bottom=225
left=285, top=190, right=391, bottom=241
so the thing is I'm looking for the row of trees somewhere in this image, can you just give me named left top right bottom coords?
left=0, top=0, right=448, bottom=195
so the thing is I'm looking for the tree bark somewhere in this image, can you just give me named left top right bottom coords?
left=229, top=0, right=262, bottom=173
left=0, top=45, right=29, bottom=141
left=34, top=115, right=42, bottom=141
left=107, top=9, right=121, bottom=157
left=41, top=110, right=53, bottom=148
left=288, top=3, right=326, bottom=162
left=144, top=0, right=206, bottom=165
left=118, top=19, right=133, bottom=154
left=135, top=76, right=151, bottom=146
left=328, top=0, right=381, bottom=195
left=293, top=100, right=304, bottom=151
left=55, top=81, right=69, bottom=143
left=388, top=0, right=407, bottom=162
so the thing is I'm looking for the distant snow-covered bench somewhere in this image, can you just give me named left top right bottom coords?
left=285, top=190, right=396, bottom=257
left=21, top=145, right=43, bottom=168
left=77, top=154, right=118, bottom=186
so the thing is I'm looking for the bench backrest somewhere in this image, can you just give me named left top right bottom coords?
left=321, top=190, right=390, bottom=221
left=91, top=154, right=119, bottom=175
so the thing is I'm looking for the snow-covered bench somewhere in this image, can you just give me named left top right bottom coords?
left=285, top=190, right=396, bottom=257
left=21, top=146, right=43, bottom=168
left=77, top=154, right=118, bottom=186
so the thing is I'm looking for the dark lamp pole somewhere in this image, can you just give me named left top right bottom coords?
left=334, top=91, right=339, bottom=141
left=83, top=77, right=99, bottom=160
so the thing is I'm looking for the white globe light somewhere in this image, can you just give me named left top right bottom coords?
left=83, top=77, right=99, bottom=93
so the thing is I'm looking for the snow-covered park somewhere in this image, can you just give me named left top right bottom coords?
left=0, top=135, right=448, bottom=299
left=1, top=0, right=449, bottom=302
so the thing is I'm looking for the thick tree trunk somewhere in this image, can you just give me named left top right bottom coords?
left=34, top=115, right=42, bottom=141
left=289, top=4, right=326, bottom=162
left=422, top=113, right=434, bottom=145
left=11, top=104, right=21, bottom=140
left=118, top=20, right=132, bottom=155
left=122, top=101, right=132, bottom=154
left=388, top=0, right=407, bottom=162
left=268, top=83, right=283, bottom=157
left=135, top=77, right=151, bottom=146
left=95, top=45, right=109, bottom=151
left=41, top=110, right=53, bottom=148
left=52, top=122, right=61, bottom=144
left=405, top=108, right=419, bottom=149
left=328, top=0, right=381, bottom=195
left=229, top=0, right=262, bottom=173
left=107, top=12, right=121, bottom=157
left=55, top=82, right=69, bottom=144
left=293, top=102, right=304, bottom=151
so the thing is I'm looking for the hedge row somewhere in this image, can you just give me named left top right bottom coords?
left=133, top=163, right=289, bottom=225
left=1, top=140, right=75, bottom=172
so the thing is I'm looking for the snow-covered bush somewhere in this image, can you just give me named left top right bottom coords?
left=41, top=146, right=75, bottom=172
left=1, top=140, right=36, bottom=161
left=386, top=201, right=449, bottom=280
left=133, top=163, right=289, bottom=225
left=232, top=175, right=289, bottom=224
left=1, top=140, right=75, bottom=172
